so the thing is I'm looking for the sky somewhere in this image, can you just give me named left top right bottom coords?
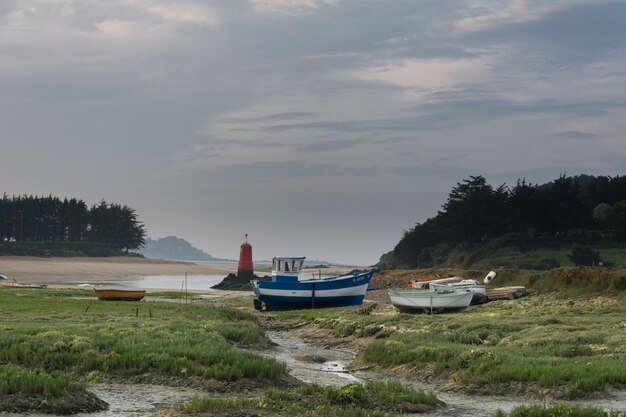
left=1, top=0, right=625, bottom=265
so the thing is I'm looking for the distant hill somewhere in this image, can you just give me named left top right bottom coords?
left=139, top=236, right=234, bottom=262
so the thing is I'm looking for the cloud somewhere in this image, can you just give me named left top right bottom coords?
left=260, top=98, right=626, bottom=135
left=209, top=160, right=342, bottom=181
left=250, top=0, right=337, bottom=16
left=138, top=1, right=217, bottom=27
left=220, top=112, right=319, bottom=124
left=1, top=0, right=217, bottom=40
left=356, top=57, right=491, bottom=93
left=95, top=19, right=144, bottom=38
left=453, top=0, right=558, bottom=33
left=464, top=2, right=626, bottom=65
left=552, top=131, right=598, bottom=140
left=296, top=138, right=364, bottom=152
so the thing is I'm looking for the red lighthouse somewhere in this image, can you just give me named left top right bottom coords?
left=237, top=234, right=253, bottom=277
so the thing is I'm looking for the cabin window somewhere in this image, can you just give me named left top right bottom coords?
left=285, top=262, right=290, bottom=272
left=272, top=259, right=276, bottom=271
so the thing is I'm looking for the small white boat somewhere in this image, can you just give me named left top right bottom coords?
left=411, top=271, right=496, bottom=305
left=432, top=279, right=488, bottom=305
left=389, top=288, right=474, bottom=313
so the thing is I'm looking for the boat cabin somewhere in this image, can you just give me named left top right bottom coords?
left=272, top=257, right=305, bottom=282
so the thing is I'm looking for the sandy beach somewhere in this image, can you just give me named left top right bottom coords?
left=0, top=256, right=236, bottom=284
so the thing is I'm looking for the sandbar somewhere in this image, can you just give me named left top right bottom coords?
left=0, top=256, right=236, bottom=284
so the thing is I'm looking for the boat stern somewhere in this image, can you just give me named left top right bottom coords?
left=250, top=280, right=261, bottom=297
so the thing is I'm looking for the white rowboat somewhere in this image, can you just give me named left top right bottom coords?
left=389, top=288, right=473, bottom=313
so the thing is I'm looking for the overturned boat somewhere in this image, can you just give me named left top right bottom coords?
left=251, top=257, right=374, bottom=311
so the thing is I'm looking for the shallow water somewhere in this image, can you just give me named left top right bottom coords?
left=259, top=330, right=360, bottom=386
left=2, top=383, right=201, bottom=417
left=67, top=274, right=227, bottom=291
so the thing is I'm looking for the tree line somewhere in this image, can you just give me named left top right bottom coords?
left=0, top=194, right=146, bottom=252
left=393, top=174, right=626, bottom=268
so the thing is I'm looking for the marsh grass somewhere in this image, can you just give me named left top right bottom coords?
left=275, top=292, right=626, bottom=396
left=493, top=404, right=625, bottom=417
left=179, top=381, right=438, bottom=416
left=0, top=289, right=286, bottom=384
left=0, top=364, right=108, bottom=414
left=0, top=364, right=78, bottom=397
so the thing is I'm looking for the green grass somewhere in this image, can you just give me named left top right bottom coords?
left=0, top=363, right=107, bottom=414
left=177, top=381, right=439, bottom=416
left=469, top=245, right=626, bottom=270
left=493, top=404, right=624, bottom=417
left=484, top=268, right=626, bottom=295
left=0, top=364, right=79, bottom=397
left=274, top=292, right=626, bottom=398
left=0, top=288, right=286, bottom=383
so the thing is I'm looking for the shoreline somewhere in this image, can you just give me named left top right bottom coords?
left=0, top=256, right=236, bottom=284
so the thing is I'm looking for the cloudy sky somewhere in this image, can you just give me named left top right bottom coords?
left=1, top=0, right=625, bottom=265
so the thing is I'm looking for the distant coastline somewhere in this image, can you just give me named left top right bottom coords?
left=138, top=236, right=235, bottom=262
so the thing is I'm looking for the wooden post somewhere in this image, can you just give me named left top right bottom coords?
left=311, top=282, right=316, bottom=309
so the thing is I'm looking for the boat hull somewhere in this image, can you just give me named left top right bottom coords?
left=389, top=289, right=473, bottom=313
left=432, top=280, right=488, bottom=305
left=94, top=289, right=146, bottom=301
left=252, top=270, right=374, bottom=310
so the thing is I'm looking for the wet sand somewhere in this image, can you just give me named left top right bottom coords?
left=0, top=256, right=236, bottom=284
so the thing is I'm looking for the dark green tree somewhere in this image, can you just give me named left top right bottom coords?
left=506, top=179, right=540, bottom=236
left=610, top=200, right=626, bottom=239
left=439, top=175, right=508, bottom=242
left=568, top=244, right=603, bottom=266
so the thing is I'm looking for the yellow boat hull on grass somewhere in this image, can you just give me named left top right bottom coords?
left=94, top=288, right=145, bottom=301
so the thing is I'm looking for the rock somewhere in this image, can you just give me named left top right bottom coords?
left=211, top=272, right=270, bottom=291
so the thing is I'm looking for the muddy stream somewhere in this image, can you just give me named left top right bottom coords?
left=8, top=329, right=625, bottom=417
left=260, top=329, right=626, bottom=417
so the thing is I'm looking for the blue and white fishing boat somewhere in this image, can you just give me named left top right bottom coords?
left=251, top=257, right=374, bottom=310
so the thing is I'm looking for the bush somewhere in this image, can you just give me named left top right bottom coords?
left=568, top=245, right=603, bottom=266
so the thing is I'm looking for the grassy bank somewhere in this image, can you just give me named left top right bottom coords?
left=468, top=244, right=626, bottom=270
left=159, top=381, right=440, bottom=417
left=275, top=282, right=626, bottom=398
left=431, top=232, right=626, bottom=270
left=0, top=288, right=285, bottom=383
left=0, top=364, right=107, bottom=414
left=0, top=288, right=288, bottom=412
left=493, top=404, right=625, bottom=417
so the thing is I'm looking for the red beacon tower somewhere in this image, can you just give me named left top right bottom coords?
left=237, top=234, right=253, bottom=277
